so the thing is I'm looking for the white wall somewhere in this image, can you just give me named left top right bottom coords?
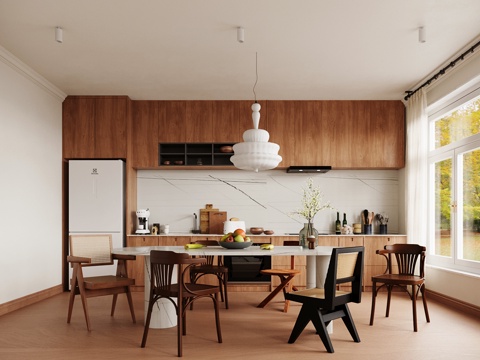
left=137, top=169, right=400, bottom=235
left=0, top=48, right=64, bottom=304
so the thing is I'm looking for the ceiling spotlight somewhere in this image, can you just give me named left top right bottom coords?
left=237, top=27, right=244, bottom=43
left=418, top=26, right=426, bottom=43
left=55, top=26, right=63, bottom=43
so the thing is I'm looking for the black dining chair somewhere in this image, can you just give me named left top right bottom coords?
left=285, top=246, right=364, bottom=353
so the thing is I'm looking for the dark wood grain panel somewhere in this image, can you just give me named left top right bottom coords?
left=130, top=101, right=159, bottom=167
left=158, top=101, right=186, bottom=142
left=94, top=97, right=128, bottom=158
left=186, top=101, right=213, bottom=143
left=62, top=96, right=95, bottom=158
left=265, top=100, right=295, bottom=167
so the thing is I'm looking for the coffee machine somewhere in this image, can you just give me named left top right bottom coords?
left=135, top=209, right=151, bottom=234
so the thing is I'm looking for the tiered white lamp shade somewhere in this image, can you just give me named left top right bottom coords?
left=230, top=103, right=282, bottom=172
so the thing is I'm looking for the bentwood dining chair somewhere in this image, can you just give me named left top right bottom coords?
left=141, top=250, right=222, bottom=357
left=189, top=240, right=229, bottom=309
left=257, top=240, right=301, bottom=312
left=67, top=234, right=136, bottom=331
left=369, top=243, right=430, bottom=332
left=285, top=246, right=364, bottom=353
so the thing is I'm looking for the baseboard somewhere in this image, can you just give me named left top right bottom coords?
left=0, top=285, right=63, bottom=316
left=428, top=290, right=480, bottom=319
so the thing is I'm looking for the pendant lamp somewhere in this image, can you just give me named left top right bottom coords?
left=230, top=54, right=282, bottom=172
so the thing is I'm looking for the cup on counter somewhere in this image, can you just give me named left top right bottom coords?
left=161, top=224, right=170, bottom=234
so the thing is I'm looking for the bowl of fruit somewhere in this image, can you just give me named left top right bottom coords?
left=218, top=228, right=253, bottom=249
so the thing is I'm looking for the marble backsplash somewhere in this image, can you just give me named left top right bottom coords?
left=136, top=169, right=400, bottom=235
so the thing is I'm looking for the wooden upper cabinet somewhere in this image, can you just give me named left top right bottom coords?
left=130, top=101, right=159, bottom=168
left=211, top=101, right=255, bottom=143
left=63, top=96, right=128, bottom=159
left=63, top=97, right=95, bottom=159
left=158, top=101, right=186, bottom=143
left=293, top=101, right=325, bottom=166
left=94, top=97, right=128, bottom=158
left=369, top=101, right=405, bottom=168
left=265, top=101, right=295, bottom=167
left=185, top=101, right=213, bottom=143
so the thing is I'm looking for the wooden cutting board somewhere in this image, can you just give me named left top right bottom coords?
left=208, top=211, right=227, bottom=234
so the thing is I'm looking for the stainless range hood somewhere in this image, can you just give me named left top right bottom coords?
left=286, top=166, right=332, bottom=173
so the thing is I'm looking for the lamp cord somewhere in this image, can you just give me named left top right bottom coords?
left=253, top=52, right=258, bottom=103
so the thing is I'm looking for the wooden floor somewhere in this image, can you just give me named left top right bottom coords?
left=0, top=290, right=479, bottom=359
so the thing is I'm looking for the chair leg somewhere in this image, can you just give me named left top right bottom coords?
left=340, top=304, right=360, bottom=343
left=212, top=294, right=223, bottom=343
left=111, top=294, right=118, bottom=316
left=308, top=307, right=334, bottom=353
left=223, top=275, right=229, bottom=309
left=412, top=284, right=418, bottom=332
left=421, top=284, right=430, bottom=323
left=386, top=284, right=392, bottom=318
left=141, top=294, right=156, bottom=348
left=126, top=289, right=136, bottom=323
left=369, top=280, right=377, bottom=326
left=288, top=305, right=312, bottom=344
left=257, top=275, right=294, bottom=308
left=283, top=280, right=292, bottom=313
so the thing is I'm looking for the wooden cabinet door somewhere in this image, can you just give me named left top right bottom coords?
left=158, top=101, right=186, bottom=142
left=63, top=97, right=95, bottom=158
left=130, top=101, right=159, bottom=168
left=363, top=235, right=407, bottom=289
left=369, top=101, right=405, bottom=168
left=294, top=101, right=324, bottom=166
left=211, top=101, right=257, bottom=143
left=94, top=97, right=128, bottom=158
left=265, top=101, right=295, bottom=167
left=126, top=236, right=159, bottom=289
left=318, top=236, right=339, bottom=247
left=186, top=101, right=213, bottom=143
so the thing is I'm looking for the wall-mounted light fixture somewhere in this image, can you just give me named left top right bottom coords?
left=55, top=26, right=63, bottom=43
left=237, top=27, right=244, bottom=43
left=418, top=26, right=426, bottom=43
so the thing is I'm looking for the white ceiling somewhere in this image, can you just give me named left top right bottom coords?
left=1, top=0, right=480, bottom=101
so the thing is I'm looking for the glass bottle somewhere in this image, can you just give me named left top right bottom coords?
left=335, top=212, right=341, bottom=234
left=299, top=221, right=319, bottom=249
left=342, top=213, right=347, bottom=227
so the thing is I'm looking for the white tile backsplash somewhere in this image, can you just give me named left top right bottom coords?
left=137, top=169, right=400, bottom=235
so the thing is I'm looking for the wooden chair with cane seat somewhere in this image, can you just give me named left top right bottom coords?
left=67, top=234, right=136, bottom=331
left=285, top=246, right=364, bottom=353
left=369, top=243, right=430, bottom=332
left=189, top=240, right=229, bottom=309
left=257, top=240, right=301, bottom=312
left=141, top=250, right=222, bottom=357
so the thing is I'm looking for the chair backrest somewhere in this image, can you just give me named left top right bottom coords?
left=382, top=244, right=426, bottom=277
left=69, top=234, right=113, bottom=266
left=149, top=250, right=205, bottom=294
left=323, top=246, right=364, bottom=308
left=192, top=239, right=220, bottom=266
left=284, top=240, right=300, bottom=269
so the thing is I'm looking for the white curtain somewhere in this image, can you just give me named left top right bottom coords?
left=405, top=88, right=428, bottom=245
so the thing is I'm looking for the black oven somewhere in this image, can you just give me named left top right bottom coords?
left=223, top=246, right=271, bottom=282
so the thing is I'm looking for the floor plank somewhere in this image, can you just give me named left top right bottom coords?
left=0, top=291, right=479, bottom=359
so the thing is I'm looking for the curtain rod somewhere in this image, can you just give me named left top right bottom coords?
left=404, top=39, right=480, bottom=101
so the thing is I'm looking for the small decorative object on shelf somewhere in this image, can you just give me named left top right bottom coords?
left=291, top=178, right=332, bottom=248
left=376, top=213, right=389, bottom=234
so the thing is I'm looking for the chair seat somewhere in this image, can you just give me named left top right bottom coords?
left=154, top=283, right=219, bottom=298
left=260, top=269, right=301, bottom=276
left=83, top=275, right=135, bottom=290
left=190, top=265, right=228, bottom=275
left=287, top=287, right=352, bottom=302
left=372, top=274, right=425, bottom=285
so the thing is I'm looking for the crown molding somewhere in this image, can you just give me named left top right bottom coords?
left=0, top=45, right=67, bottom=102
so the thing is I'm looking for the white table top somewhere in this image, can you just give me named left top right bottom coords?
left=113, top=245, right=335, bottom=257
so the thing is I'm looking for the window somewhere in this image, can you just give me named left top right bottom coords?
left=428, top=95, right=480, bottom=274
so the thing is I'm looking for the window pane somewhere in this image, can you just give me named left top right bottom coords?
left=460, top=148, right=480, bottom=262
left=434, top=158, right=452, bottom=257
left=434, top=97, right=480, bottom=149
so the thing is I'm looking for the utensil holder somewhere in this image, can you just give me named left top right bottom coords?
left=363, top=224, right=372, bottom=235
left=379, top=224, right=387, bottom=234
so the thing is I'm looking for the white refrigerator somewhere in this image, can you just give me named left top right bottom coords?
left=68, top=159, right=125, bottom=278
